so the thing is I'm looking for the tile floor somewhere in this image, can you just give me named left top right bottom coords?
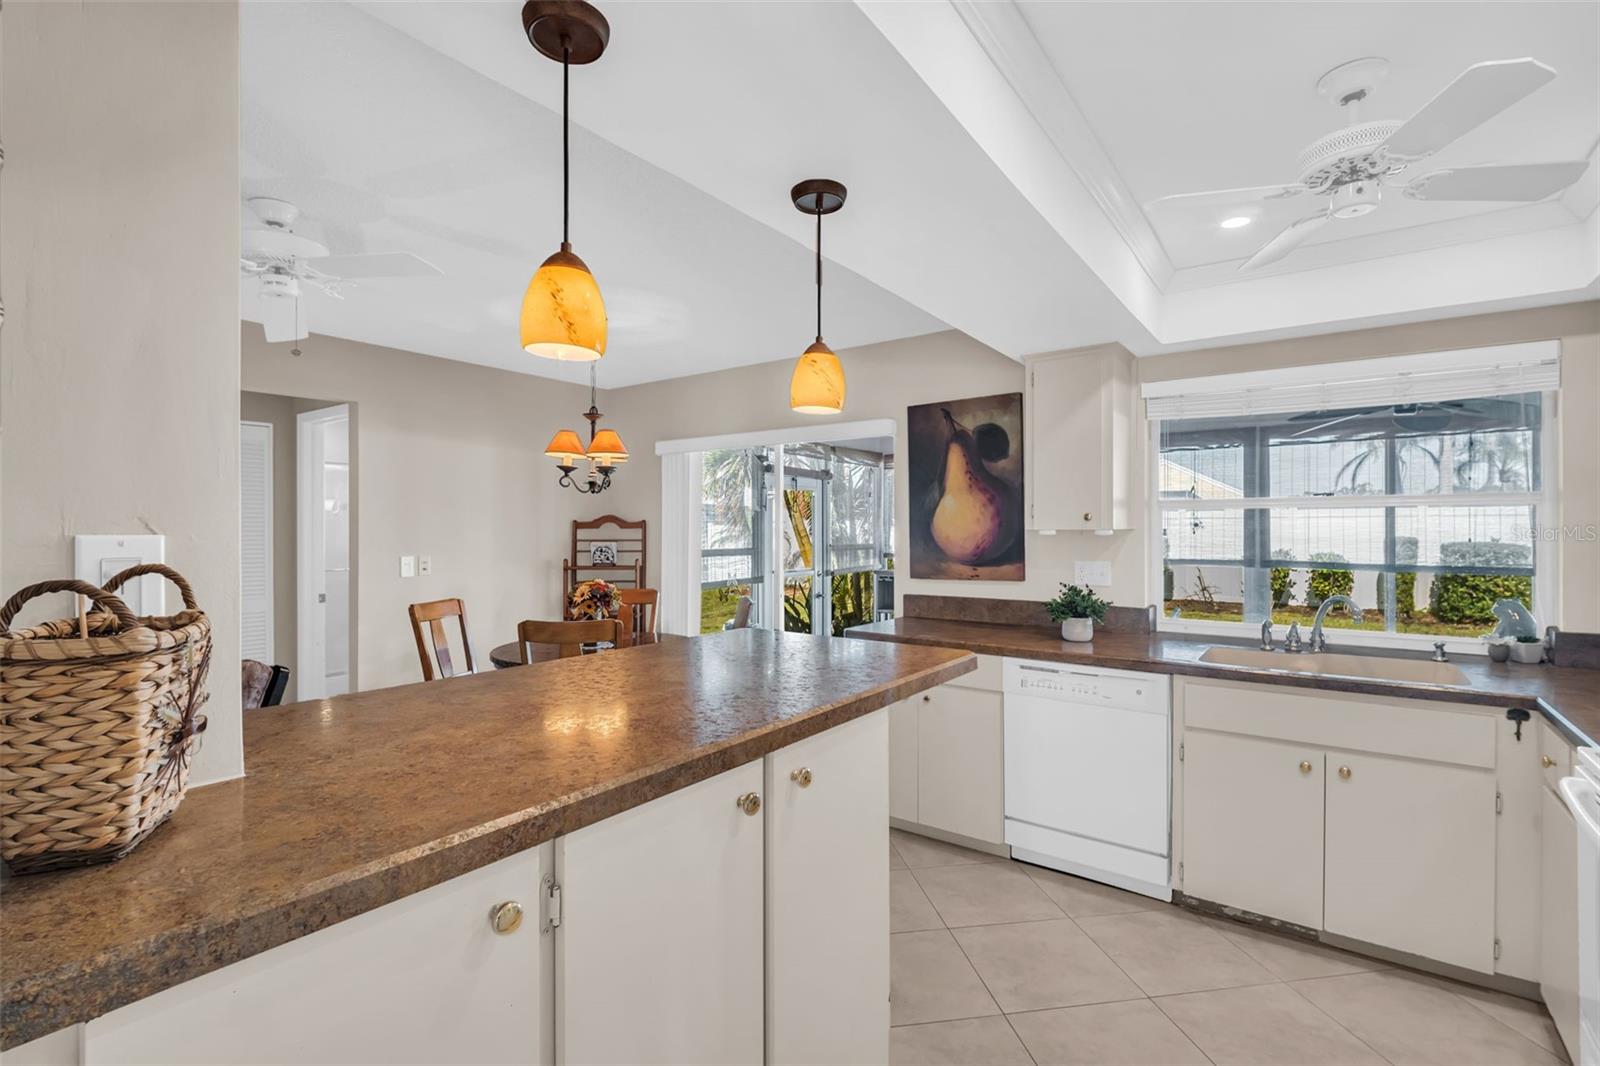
left=889, top=829, right=1568, bottom=1066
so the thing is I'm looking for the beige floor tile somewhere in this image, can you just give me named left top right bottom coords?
left=890, top=1016, right=1033, bottom=1066
left=913, top=862, right=1065, bottom=928
left=1023, top=864, right=1165, bottom=918
left=1206, top=918, right=1388, bottom=980
left=952, top=918, right=1144, bottom=1013
left=891, top=839, right=908, bottom=870
left=1155, top=982, right=1386, bottom=1065
left=1294, top=969, right=1566, bottom=1065
left=1008, top=999, right=1210, bottom=1066
left=891, top=829, right=1007, bottom=869
left=1430, top=976, right=1569, bottom=1060
left=891, top=929, right=1001, bottom=1027
left=892, top=869, right=945, bottom=933
left=1076, top=908, right=1274, bottom=996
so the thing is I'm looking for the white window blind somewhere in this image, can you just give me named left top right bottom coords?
left=240, top=421, right=274, bottom=663
left=1142, top=341, right=1560, bottom=421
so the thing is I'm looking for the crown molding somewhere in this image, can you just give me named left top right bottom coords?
left=948, top=0, right=1175, bottom=290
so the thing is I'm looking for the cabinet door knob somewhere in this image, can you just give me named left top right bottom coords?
left=1542, top=755, right=1557, bottom=768
left=1338, top=765, right=1352, bottom=780
left=922, top=694, right=931, bottom=702
left=489, top=901, right=524, bottom=935
left=1299, top=760, right=1313, bottom=774
left=790, top=767, right=813, bottom=788
left=737, top=791, right=762, bottom=816
left=1082, top=512, right=1093, bottom=523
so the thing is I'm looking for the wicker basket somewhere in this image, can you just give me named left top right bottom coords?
left=0, top=564, right=211, bottom=874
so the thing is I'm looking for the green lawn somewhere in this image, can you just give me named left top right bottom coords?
left=1164, top=599, right=1486, bottom=639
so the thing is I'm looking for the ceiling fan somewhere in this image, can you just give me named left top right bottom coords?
left=1148, top=56, right=1591, bottom=271
left=240, top=197, right=443, bottom=342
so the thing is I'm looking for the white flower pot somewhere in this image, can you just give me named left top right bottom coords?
left=1510, top=642, right=1544, bottom=664
left=1060, top=618, right=1094, bottom=643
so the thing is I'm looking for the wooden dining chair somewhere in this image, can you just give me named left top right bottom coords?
left=617, top=588, right=659, bottom=641
left=409, top=598, right=476, bottom=680
left=517, top=618, right=624, bottom=661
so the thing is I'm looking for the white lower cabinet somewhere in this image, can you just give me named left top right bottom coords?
left=1541, top=780, right=1580, bottom=1058
left=556, top=761, right=764, bottom=1066
left=1323, top=752, right=1496, bottom=971
left=84, top=846, right=552, bottom=1066
left=888, top=696, right=919, bottom=823
left=765, top=711, right=889, bottom=1065
left=918, top=685, right=1004, bottom=844
left=1182, top=730, right=1324, bottom=929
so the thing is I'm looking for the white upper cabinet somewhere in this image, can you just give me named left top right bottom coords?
left=1025, top=344, right=1137, bottom=533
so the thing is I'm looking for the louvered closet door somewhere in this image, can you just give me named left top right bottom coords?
left=240, top=421, right=274, bottom=663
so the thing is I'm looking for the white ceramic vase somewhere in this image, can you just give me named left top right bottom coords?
left=1510, top=642, right=1544, bottom=664
left=1060, top=617, right=1094, bottom=642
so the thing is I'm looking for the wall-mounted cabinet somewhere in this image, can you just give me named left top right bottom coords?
left=1024, top=344, right=1136, bottom=533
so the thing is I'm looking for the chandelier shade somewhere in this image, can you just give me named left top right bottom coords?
left=586, top=428, right=629, bottom=463
left=544, top=429, right=588, bottom=462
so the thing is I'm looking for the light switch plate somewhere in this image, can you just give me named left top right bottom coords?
left=1074, top=560, right=1113, bottom=587
left=399, top=555, right=416, bottom=578
left=418, top=556, right=432, bottom=576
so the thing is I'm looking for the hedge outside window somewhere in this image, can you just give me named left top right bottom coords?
left=1157, top=392, right=1544, bottom=639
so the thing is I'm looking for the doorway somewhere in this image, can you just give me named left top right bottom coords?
left=297, top=403, right=352, bottom=698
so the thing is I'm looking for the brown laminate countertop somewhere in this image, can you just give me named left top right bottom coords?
left=0, top=631, right=974, bottom=1050
left=848, top=617, right=1600, bottom=748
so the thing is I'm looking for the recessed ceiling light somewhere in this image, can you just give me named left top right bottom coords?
left=1220, top=216, right=1252, bottom=229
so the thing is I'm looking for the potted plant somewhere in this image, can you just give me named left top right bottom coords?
left=1510, top=634, right=1545, bottom=664
left=1045, top=583, right=1110, bottom=643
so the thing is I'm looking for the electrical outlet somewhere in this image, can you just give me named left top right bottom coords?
left=1074, top=560, right=1113, bottom=587
left=399, top=555, right=416, bottom=578
left=418, top=556, right=432, bottom=576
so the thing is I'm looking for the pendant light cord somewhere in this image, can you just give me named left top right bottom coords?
left=815, top=204, right=823, bottom=342
left=562, top=38, right=571, bottom=247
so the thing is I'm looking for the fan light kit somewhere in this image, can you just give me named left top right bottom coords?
left=519, top=0, right=609, bottom=362
left=789, top=178, right=849, bottom=415
left=1148, top=56, right=1590, bottom=271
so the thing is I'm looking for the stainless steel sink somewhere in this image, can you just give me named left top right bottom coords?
left=1198, top=646, right=1470, bottom=687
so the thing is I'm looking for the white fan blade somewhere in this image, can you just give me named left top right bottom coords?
left=1403, top=160, right=1589, bottom=202
left=1239, top=212, right=1330, bottom=271
left=311, top=251, right=442, bottom=280
left=260, top=299, right=307, bottom=344
left=1146, top=183, right=1307, bottom=211
left=1381, top=58, right=1556, bottom=162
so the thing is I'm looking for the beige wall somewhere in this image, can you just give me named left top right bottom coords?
left=605, top=302, right=1600, bottom=631
left=240, top=392, right=301, bottom=701
left=2, top=1, right=243, bottom=784
left=241, top=326, right=600, bottom=690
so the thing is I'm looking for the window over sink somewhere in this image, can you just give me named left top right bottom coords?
left=1146, top=344, right=1560, bottom=646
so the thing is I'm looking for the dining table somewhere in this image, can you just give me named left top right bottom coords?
left=488, top=630, right=674, bottom=669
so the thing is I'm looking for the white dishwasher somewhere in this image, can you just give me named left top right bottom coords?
left=1003, top=658, right=1172, bottom=900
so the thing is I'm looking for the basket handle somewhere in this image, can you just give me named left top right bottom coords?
left=102, top=563, right=200, bottom=612
left=0, top=580, right=139, bottom=636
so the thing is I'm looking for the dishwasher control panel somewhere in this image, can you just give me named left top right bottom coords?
left=1003, top=659, right=1169, bottom=713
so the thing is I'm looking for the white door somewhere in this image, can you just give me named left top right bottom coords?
left=918, top=686, right=1005, bottom=845
left=1182, top=730, right=1324, bottom=928
left=1324, top=751, right=1496, bottom=971
left=889, top=697, right=918, bottom=822
left=556, top=762, right=764, bottom=1066
left=85, top=847, right=551, bottom=1065
left=239, top=421, right=273, bottom=664
left=297, top=405, right=351, bottom=698
left=766, top=710, right=889, bottom=1066
left=1028, top=351, right=1104, bottom=530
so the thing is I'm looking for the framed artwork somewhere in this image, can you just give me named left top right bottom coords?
left=906, top=392, right=1025, bottom=580
left=588, top=541, right=618, bottom=566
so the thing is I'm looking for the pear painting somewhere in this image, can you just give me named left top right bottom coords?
left=907, top=393, right=1025, bottom=580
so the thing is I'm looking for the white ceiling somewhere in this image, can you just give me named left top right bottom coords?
left=240, top=1, right=943, bottom=387
left=242, top=1, right=1599, bottom=384
left=1019, top=0, right=1600, bottom=272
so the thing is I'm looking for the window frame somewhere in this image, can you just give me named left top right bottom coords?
left=1148, top=391, right=1560, bottom=654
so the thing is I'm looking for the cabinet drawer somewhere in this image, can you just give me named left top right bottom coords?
left=1538, top=715, right=1573, bottom=791
left=1184, top=680, right=1495, bottom=769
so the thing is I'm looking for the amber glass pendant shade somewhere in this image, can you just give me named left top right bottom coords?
left=544, top=428, right=588, bottom=462
left=586, top=428, right=629, bottom=464
left=522, top=244, right=607, bottom=361
left=789, top=340, right=845, bottom=415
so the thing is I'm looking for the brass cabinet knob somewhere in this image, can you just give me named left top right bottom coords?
left=790, top=767, right=813, bottom=788
left=1299, top=760, right=1313, bottom=774
left=1542, top=755, right=1557, bottom=768
left=737, top=791, right=762, bottom=816
left=1338, top=765, right=1352, bottom=780
left=489, top=901, right=524, bottom=935
left=1082, top=512, right=1094, bottom=523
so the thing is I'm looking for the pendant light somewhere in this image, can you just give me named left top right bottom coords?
left=545, top=363, right=628, bottom=494
left=520, top=1, right=609, bottom=362
left=789, top=178, right=847, bottom=415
